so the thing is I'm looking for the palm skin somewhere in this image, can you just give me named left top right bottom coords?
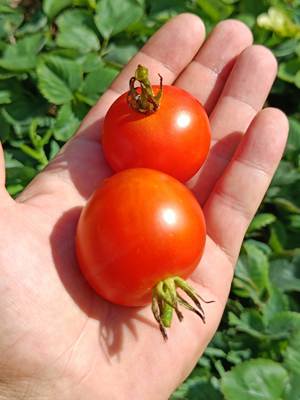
left=0, top=14, right=288, bottom=400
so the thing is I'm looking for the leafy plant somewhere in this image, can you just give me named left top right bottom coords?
left=0, top=0, right=299, bottom=398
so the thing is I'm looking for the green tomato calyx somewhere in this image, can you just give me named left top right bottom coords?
left=152, top=276, right=214, bottom=340
left=127, top=64, right=163, bottom=114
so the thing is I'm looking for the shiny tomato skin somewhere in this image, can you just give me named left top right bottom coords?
left=76, top=168, right=206, bottom=307
left=102, top=85, right=211, bottom=182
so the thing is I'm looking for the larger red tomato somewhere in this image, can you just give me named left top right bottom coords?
left=76, top=168, right=206, bottom=308
left=102, top=66, right=211, bottom=182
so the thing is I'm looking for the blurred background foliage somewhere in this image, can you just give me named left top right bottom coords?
left=0, top=0, right=299, bottom=399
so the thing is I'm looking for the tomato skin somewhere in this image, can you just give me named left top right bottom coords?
left=102, top=85, right=211, bottom=182
left=76, top=168, right=206, bottom=307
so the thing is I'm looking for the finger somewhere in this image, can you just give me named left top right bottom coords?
left=191, top=45, right=278, bottom=204
left=190, top=108, right=288, bottom=303
left=204, top=107, right=288, bottom=269
left=175, top=19, right=252, bottom=113
left=77, top=13, right=206, bottom=139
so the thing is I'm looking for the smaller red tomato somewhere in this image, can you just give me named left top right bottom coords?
left=102, top=65, right=211, bottom=182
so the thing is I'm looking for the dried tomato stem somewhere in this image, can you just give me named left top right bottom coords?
left=152, top=276, right=214, bottom=340
left=127, top=64, right=163, bottom=114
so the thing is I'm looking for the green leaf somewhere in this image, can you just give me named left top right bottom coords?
left=16, top=10, right=48, bottom=36
left=79, top=65, right=118, bottom=104
left=0, top=89, right=11, bottom=104
left=289, top=215, right=300, bottom=230
left=37, top=56, right=82, bottom=104
left=287, top=117, right=300, bottom=152
left=0, top=6, right=23, bottom=39
left=0, top=33, right=45, bottom=71
left=284, top=330, right=300, bottom=375
left=273, top=197, right=300, bottom=213
left=196, top=0, right=234, bottom=22
left=262, top=285, right=289, bottom=323
left=234, top=241, right=270, bottom=302
left=49, top=139, right=60, bottom=159
left=273, top=39, right=299, bottom=57
left=171, top=376, right=222, bottom=400
left=247, top=213, right=276, bottom=233
left=228, top=310, right=266, bottom=339
left=0, top=112, right=10, bottom=141
left=4, top=150, right=37, bottom=195
left=43, top=0, right=73, bottom=19
left=104, top=43, right=138, bottom=66
left=56, top=9, right=100, bottom=53
left=270, top=257, right=300, bottom=292
left=78, top=52, right=103, bottom=72
left=95, top=0, right=144, bottom=39
left=221, top=359, right=289, bottom=400
left=278, top=59, right=300, bottom=84
left=267, top=312, right=300, bottom=339
left=1, top=81, right=48, bottom=126
left=53, top=103, right=80, bottom=141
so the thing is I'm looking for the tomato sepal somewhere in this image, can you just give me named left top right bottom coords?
left=127, top=64, right=163, bottom=114
left=152, top=276, right=214, bottom=340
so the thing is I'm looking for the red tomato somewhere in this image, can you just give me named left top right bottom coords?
left=76, top=168, right=206, bottom=307
left=102, top=84, right=211, bottom=182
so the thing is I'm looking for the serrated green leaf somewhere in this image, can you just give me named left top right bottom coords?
left=0, top=89, right=10, bottom=104
left=37, top=56, right=82, bottom=104
left=104, top=43, right=138, bottom=66
left=234, top=241, right=270, bottom=301
left=197, top=0, right=234, bottom=22
left=56, top=9, right=100, bottom=53
left=49, top=139, right=60, bottom=159
left=270, top=257, right=300, bottom=292
left=171, top=376, right=222, bottom=400
left=284, top=330, right=300, bottom=375
left=57, top=26, right=100, bottom=53
left=0, top=33, right=45, bottom=71
left=221, top=359, right=289, bottom=400
left=4, top=150, right=37, bottom=194
left=262, top=285, right=289, bottom=323
left=273, top=39, right=299, bottom=57
left=95, top=0, right=144, bottom=39
left=0, top=6, right=23, bottom=39
left=247, top=213, right=276, bottom=233
left=37, top=62, right=73, bottom=104
left=79, top=65, right=118, bottom=103
left=1, top=81, right=48, bottom=126
left=267, top=312, right=300, bottom=339
left=0, top=112, right=10, bottom=141
left=228, top=310, right=266, bottom=339
left=287, top=117, right=300, bottom=153
left=16, top=10, right=48, bottom=36
left=77, top=53, right=103, bottom=73
left=289, top=215, right=300, bottom=230
left=274, top=197, right=300, bottom=213
left=54, top=103, right=80, bottom=141
left=278, top=59, right=300, bottom=84
left=43, top=0, right=73, bottom=19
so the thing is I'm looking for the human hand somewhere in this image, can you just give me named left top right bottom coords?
left=0, top=14, right=288, bottom=400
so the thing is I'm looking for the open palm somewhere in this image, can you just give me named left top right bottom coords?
left=0, top=14, right=288, bottom=400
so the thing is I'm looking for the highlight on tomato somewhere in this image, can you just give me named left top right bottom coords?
left=102, top=65, right=211, bottom=182
left=76, top=168, right=212, bottom=339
